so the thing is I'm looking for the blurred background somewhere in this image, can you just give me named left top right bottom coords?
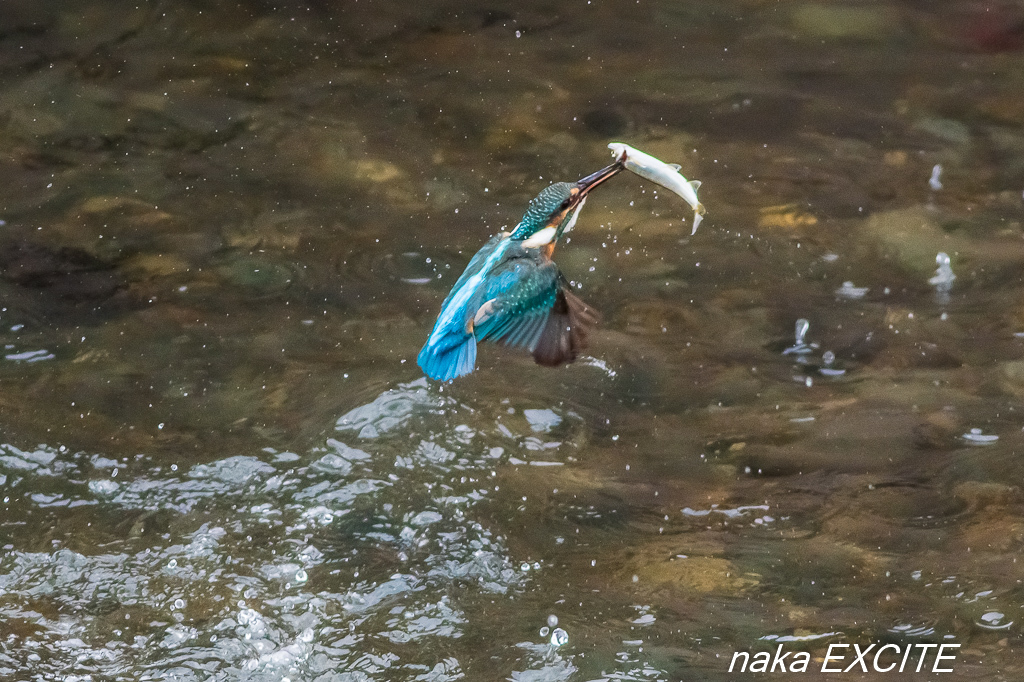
left=1, top=0, right=1024, bottom=679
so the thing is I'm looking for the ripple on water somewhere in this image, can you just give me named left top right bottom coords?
left=976, top=611, right=1013, bottom=630
left=0, top=377, right=590, bottom=679
left=336, top=378, right=451, bottom=438
left=0, top=443, right=59, bottom=473
left=4, top=348, right=55, bottom=362
left=523, top=408, right=562, bottom=433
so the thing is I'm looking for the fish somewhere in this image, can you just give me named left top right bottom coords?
left=608, top=142, right=706, bottom=234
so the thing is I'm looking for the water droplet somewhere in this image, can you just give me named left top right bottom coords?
left=521, top=562, right=531, bottom=571
left=794, top=319, right=808, bottom=344
left=822, top=350, right=835, bottom=366
left=929, top=252, right=955, bottom=303
left=295, top=569, right=308, bottom=583
left=547, top=614, right=559, bottom=628
left=540, top=626, right=550, bottom=637
left=173, top=598, right=185, bottom=609
left=515, top=30, right=522, bottom=38
left=784, top=319, right=819, bottom=355
left=167, top=559, right=177, bottom=569
left=550, top=628, right=569, bottom=647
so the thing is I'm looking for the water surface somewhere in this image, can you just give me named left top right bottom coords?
left=2, top=1, right=1024, bottom=679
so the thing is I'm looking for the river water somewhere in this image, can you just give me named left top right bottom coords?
left=2, top=1, right=1024, bottom=680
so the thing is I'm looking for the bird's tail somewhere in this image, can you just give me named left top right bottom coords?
left=417, top=332, right=477, bottom=381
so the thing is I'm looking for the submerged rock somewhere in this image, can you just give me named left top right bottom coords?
left=791, top=4, right=905, bottom=41
left=628, top=554, right=758, bottom=594
left=858, top=206, right=959, bottom=277
left=0, top=240, right=123, bottom=302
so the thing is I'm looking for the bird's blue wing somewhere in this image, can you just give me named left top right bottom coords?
left=417, top=234, right=508, bottom=381
left=475, top=254, right=600, bottom=366
left=474, top=256, right=562, bottom=352
left=435, top=234, right=505, bottom=312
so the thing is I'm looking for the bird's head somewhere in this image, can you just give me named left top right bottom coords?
left=510, top=161, right=622, bottom=247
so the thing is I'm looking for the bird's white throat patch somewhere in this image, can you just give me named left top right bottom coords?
left=521, top=225, right=557, bottom=248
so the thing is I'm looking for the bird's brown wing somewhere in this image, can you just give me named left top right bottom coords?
left=532, top=282, right=600, bottom=367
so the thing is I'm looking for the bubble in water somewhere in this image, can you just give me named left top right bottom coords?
left=819, top=350, right=846, bottom=376
left=929, top=164, right=943, bottom=191
left=547, top=614, right=558, bottom=628
left=515, top=30, right=522, bottom=38
left=550, top=628, right=569, bottom=647
left=174, top=598, right=185, bottom=609
left=521, top=562, right=531, bottom=571
left=167, top=559, right=178, bottom=569
left=540, top=626, right=550, bottom=637
left=295, top=569, right=308, bottom=583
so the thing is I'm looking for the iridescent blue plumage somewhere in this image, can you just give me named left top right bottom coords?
left=511, top=183, right=574, bottom=239
left=417, top=162, right=622, bottom=381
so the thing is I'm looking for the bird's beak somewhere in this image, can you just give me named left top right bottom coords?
left=574, top=161, right=624, bottom=203
left=546, top=161, right=624, bottom=230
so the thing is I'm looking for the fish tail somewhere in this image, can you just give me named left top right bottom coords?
left=695, top=202, right=707, bottom=216
left=417, top=332, right=477, bottom=381
left=691, top=211, right=704, bottom=236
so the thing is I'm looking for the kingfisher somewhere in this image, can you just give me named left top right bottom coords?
left=417, top=161, right=624, bottom=381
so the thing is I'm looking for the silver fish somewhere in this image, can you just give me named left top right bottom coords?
left=609, top=142, right=706, bottom=234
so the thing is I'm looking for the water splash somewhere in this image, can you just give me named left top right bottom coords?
left=929, top=252, right=955, bottom=304
left=782, top=319, right=817, bottom=356
left=961, top=428, right=998, bottom=446
left=549, top=628, right=569, bottom=647
left=835, top=281, right=869, bottom=300
left=782, top=319, right=829, bottom=383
